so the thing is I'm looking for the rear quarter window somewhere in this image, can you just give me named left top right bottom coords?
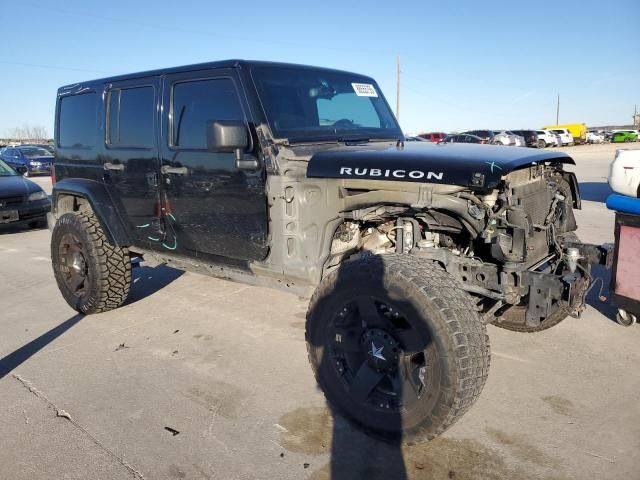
left=58, top=92, right=97, bottom=148
left=107, top=86, right=155, bottom=148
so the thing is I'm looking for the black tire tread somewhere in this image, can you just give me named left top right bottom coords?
left=306, top=254, right=490, bottom=443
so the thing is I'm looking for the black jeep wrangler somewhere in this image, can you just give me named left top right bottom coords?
left=50, top=60, right=605, bottom=443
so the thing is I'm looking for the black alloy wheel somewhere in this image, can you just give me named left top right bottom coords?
left=57, top=232, right=90, bottom=297
left=327, top=295, right=438, bottom=416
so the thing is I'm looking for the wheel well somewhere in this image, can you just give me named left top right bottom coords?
left=56, top=194, right=92, bottom=216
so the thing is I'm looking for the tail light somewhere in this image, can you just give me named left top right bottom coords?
left=51, top=165, right=56, bottom=185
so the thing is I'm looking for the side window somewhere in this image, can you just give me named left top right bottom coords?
left=172, top=78, right=245, bottom=149
left=58, top=92, right=97, bottom=148
left=107, top=86, right=155, bottom=148
left=317, top=93, right=381, bottom=128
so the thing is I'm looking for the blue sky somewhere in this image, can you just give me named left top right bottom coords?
left=1, top=0, right=638, bottom=137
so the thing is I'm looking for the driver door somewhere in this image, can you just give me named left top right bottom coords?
left=159, top=69, right=268, bottom=263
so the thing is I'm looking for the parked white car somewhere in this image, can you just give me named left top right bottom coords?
left=536, top=130, right=559, bottom=147
left=586, top=131, right=605, bottom=143
left=609, top=149, right=640, bottom=197
left=546, top=128, right=574, bottom=146
left=492, top=131, right=523, bottom=146
left=504, top=131, right=526, bottom=147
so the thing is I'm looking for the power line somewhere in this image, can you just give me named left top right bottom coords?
left=19, top=1, right=396, bottom=57
left=0, top=60, right=110, bottom=74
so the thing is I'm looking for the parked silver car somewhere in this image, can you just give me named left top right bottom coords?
left=492, top=130, right=524, bottom=146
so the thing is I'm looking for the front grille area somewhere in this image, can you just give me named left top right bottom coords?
left=510, top=179, right=552, bottom=225
left=0, top=196, right=25, bottom=208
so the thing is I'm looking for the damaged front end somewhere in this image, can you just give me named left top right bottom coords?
left=326, top=161, right=610, bottom=331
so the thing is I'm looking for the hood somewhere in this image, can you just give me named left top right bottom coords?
left=307, top=142, right=574, bottom=189
left=0, top=175, right=43, bottom=198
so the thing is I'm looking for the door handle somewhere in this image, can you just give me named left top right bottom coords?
left=103, top=162, right=125, bottom=172
left=161, top=165, right=189, bottom=175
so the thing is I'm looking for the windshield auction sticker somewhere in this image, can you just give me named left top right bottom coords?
left=351, top=83, right=378, bottom=97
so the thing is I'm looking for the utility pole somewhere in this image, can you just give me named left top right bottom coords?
left=396, top=55, right=400, bottom=121
left=555, top=94, right=560, bottom=125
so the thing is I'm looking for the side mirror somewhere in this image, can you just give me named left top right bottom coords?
left=206, top=120, right=248, bottom=153
left=15, top=165, right=27, bottom=175
left=206, top=120, right=258, bottom=170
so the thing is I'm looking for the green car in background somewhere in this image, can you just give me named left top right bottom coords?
left=611, top=131, right=639, bottom=143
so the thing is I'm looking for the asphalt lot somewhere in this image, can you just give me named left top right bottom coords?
left=1, top=143, right=639, bottom=480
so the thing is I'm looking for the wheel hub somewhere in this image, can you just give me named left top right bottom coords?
left=70, top=251, right=86, bottom=273
left=361, top=329, right=399, bottom=372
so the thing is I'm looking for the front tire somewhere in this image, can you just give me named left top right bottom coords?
left=537, top=139, right=546, bottom=148
left=51, top=211, right=131, bottom=314
left=305, top=254, right=490, bottom=443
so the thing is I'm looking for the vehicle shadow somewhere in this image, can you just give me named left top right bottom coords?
left=0, top=313, right=85, bottom=380
left=579, top=182, right=612, bottom=203
left=0, top=265, right=181, bottom=380
left=586, top=263, right=619, bottom=324
left=0, top=222, right=48, bottom=234
left=307, top=255, right=409, bottom=479
left=126, top=264, right=184, bottom=306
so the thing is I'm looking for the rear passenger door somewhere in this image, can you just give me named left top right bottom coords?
left=102, top=78, right=162, bottom=245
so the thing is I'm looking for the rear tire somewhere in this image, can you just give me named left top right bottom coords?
left=537, top=139, right=546, bottom=148
left=306, top=254, right=490, bottom=443
left=51, top=211, right=131, bottom=314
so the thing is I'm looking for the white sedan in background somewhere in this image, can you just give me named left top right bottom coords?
left=609, top=148, right=640, bottom=197
left=587, top=131, right=606, bottom=143
left=536, top=130, right=559, bottom=147
left=546, top=128, right=574, bottom=146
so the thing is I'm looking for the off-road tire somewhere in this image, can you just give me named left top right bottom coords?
left=305, top=254, right=490, bottom=444
left=51, top=211, right=131, bottom=314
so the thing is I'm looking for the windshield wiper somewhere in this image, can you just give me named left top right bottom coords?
left=338, top=136, right=370, bottom=145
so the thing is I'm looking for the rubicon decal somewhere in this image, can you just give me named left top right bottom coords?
left=339, top=167, right=444, bottom=181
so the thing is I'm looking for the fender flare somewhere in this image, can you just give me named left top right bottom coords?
left=562, top=171, right=581, bottom=209
left=52, top=178, right=131, bottom=246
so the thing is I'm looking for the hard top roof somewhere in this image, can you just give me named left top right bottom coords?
left=58, top=59, right=372, bottom=93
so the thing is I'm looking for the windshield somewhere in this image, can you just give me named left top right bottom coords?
left=18, top=147, right=51, bottom=158
left=0, top=159, right=17, bottom=176
left=252, top=66, right=401, bottom=143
